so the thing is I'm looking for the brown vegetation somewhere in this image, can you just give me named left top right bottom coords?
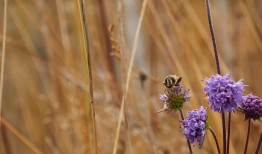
left=0, top=0, right=262, bottom=153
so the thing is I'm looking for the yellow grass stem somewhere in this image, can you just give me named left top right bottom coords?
left=78, top=0, right=98, bottom=153
left=0, top=0, right=7, bottom=131
left=112, top=0, right=149, bottom=153
left=0, top=117, right=43, bottom=154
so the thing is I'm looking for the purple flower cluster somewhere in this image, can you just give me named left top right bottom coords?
left=204, top=74, right=244, bottom=112
left=168, top=84, right=191, bottom=102
left=181, top=106, right=207, bottom=147
left=159, top=84, right=190, bottom=112
left=241, top=94, right=262, bottom=120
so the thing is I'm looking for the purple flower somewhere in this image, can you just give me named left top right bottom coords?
left=181, top=106, right=207, bottom=148
left=204, top=74, right=244, bottom=112
left=241, top=94, right=262, bottom=120
left=160, top=94, right=168, bottom=102
left=168, top=84, right=191, bottom=102
left=159, top=84, right=190, bottom=112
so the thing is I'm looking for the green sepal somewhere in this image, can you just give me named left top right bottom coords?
left=205, top=122, right=210, bottom=130
left=167, top=96, right=185, bottom=111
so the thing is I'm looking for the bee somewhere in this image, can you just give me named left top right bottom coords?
left=163, top=75, right=182, bottom=88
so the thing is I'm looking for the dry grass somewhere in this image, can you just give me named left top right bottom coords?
left=0, top=0, right=262, bottom=154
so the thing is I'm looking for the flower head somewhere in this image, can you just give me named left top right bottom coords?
left=240, top=94, right=262, bottom=120
left=203, top=74, right=244, bottom=112
left=181, top=106, right=208, bottom=148
left=159, top=84, right=190, bottom=112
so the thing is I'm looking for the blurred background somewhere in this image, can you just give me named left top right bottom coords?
left=0, top=0, right=262, bottom=153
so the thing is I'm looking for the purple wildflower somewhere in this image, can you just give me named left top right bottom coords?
left=203, top=74, right=244, bottom=112
left=241, top=94, right=262, bottom=120
left=159, top=84, right=190, bottom=112
left=160, top=94, right=168, bottom=102
left=181, top=106, right=208, bottom=148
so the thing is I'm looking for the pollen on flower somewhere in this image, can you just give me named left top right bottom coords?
left=203, top=74, right=244, bottom=112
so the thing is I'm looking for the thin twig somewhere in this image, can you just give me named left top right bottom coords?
left=210, top=127, right=221, bottom=154
left=227, top=112, right=231, bottom=154
left=0, top=117, right=42, bottom=154
left=0, top=0, right=8, bottom=131
left=244, top=119, right=251, bottom=154
left=79, top=0, right=98, bottom=153
left=112, top=0, right=149, bottom=153
left=1, top=124, right=12, bottom=154
left=179, top=109, right=193, bottom=154
left=205, top=0, right=220, bottom=74
left=205, top=1, right=226, bottom=153
left=255, top=132, right=262, bottom=154
left=222, top=112, right=227, bottom=154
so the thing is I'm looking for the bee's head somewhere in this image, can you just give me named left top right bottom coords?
left=164, top=76, right=176, bottom=88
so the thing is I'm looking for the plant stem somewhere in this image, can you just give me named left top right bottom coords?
left=209, top=127, right=221, bottom=154
left=222, top=112, right=227, bottom=154
left=179, top=109, right=193, bottom=154
left=0, top=0, right=8, bottom=133
left=1, top=123, right=12, bottom=154
left=227, top=112, right=231, bottom=154
left=255, top=132, right=262, bottom=154
left=0, top=117, right=42, bottom=154
left=112, top=0, right=149, bottom=153
left=79, top=0, right=98, bottom=153
left=205, top=0, right=220, bottom=75
left=244, top=119, right=251, bottom=154
left=205, top=1, right=226, bottom=153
